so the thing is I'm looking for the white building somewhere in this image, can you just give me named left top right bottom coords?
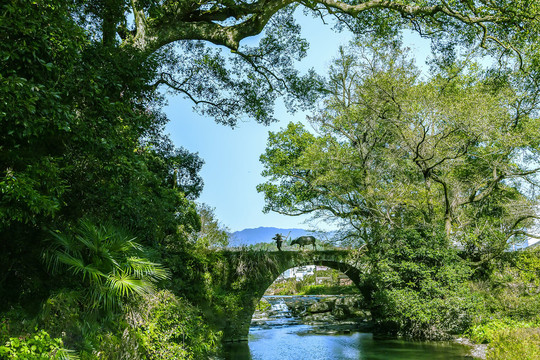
left=278, top=265, right=329, bottom=280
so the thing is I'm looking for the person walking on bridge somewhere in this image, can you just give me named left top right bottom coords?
left=272, top=233, right=284, bottom=251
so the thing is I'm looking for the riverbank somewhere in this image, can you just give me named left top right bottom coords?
left=454, top=337, right=487, bottom=359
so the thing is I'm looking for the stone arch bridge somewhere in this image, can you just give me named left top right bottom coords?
left=209, top=250, right=367, bottom=342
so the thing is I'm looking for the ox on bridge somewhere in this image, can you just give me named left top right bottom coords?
left=209, top=249, right=366, bottom=342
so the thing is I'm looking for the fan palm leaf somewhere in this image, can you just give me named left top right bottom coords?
left=127, top=257, right=171, bottom=281
left=52, top=250, right=107, bottom=286
left=107, top=271, right=153, bottom=297
left=44, top=219, right=170, bottom=313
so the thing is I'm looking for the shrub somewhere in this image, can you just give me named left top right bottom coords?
left=255, top=298, right=271, bottom=312
left=268, top=278, right=298, bottom=295
left=129, top=290, right=220, bottom=360
left=88, top=327, right=143, bottom=360
left=0, top=328, right=76, bottom=359
left=373, top=285, right=482, bottom=340
left=44, top=220, right=170, bottom=313
left=38, top=291, right=82, bottom=347
left=369, top=229, right=479, bottom=339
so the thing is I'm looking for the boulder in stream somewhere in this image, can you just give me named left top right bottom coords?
left=308, top=300, right=334, bottom=313
left=304, top=312, right=335, bottom=323
left=332, top=306, right=350, bottom=320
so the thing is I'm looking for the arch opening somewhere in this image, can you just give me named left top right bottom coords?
left=249, top=263, right=370, bottom=338
left=265, top=265, right=360, bottom=296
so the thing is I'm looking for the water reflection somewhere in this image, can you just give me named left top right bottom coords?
left=222, top=342, right=251, bottom=360
left=221, top=295, right=472, bottom=360
left=222, top=325, right=473, bottom=360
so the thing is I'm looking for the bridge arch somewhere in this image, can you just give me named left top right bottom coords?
left=220, top=250, right=365, bottom=342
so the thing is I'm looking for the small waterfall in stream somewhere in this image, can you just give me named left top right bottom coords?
left=251, top=296, right=301, bottom=328
left=268, top=298, right=291, bottom=318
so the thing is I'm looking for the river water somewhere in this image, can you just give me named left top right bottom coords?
left=222, top=296, right=474, bottom=360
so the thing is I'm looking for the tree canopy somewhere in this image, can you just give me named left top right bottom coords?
left=258, top=39, right=540, bottom=262
left=69, top=0, right=540, bottom=126
left=2, top=0, right=540, bottom=308
left=2, top=0, right=540, bottom=307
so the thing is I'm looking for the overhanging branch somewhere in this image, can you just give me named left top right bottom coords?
left=126, top=0, right=523, bottom=56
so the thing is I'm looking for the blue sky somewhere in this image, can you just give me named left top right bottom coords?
left=164, top=13, right=431, bottom=232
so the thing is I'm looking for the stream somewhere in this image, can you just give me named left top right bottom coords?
left=221, top=295, right=476, bottom=360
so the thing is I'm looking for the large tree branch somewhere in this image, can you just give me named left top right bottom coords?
left=151, top=73, right=234, bottom=114
left=510, top=215, right=540, bottom=231
left=509, top=167, right=540, bottom=177
left=459, top=173, right=505, bottom=206
left=508, top=230, right=540, bottom=240
left=303, top=0, right=502, bottom=23
left=130, top=0, right=295, bottom=52
left=127, top=0, right=521, bottom=55
left=459, top=164, right=540, bottom=208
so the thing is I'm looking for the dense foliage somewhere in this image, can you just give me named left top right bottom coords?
left=486, top=328, right=540, bottom=360
left=258, top=39, right=540, bottom=339
left=0, top=0, right=215, bottom=358
left=130, top=290, right=220, bottom=360
left=0, top=328, right=74, bottom=360
left=267, top=274, right=360, bottom=296
left=64, top=0, right=540, bottom=127
left=44, top=220, right=170, bottom=313
left=3, top=0, right=540, bottom=357
left=366, top=229, right=479, bottom=339
left=0, top=0, right=203, bottom=312
left=259, top=39, right=540, bottom=261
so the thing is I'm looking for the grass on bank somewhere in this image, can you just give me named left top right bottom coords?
left=468, top=318, right=540, bottom=360
left=486, top=327, right=540, bottom=360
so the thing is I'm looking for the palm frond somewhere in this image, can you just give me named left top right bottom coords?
left=107, top=271, right=154, bottom=297
left=80, top=264, right=106, bottom=284
left=57, top=347, right=80, bottom=360
left=49, top=230, right=74, bottom=250
left=116, top=237, right=141, bottom=254
left=43, top=219, right=171, bottom=314
left=57, top=253, right=105, bottom=284
left=75, top=233, right=99, bottom=253
left=125, top=238, right=143, bottom=252
left=90, top=286, right=116, bottom=312
left=44, top=230, right=83, bottom=273
left=96, top=247, right=118, bottom=272
left=55, top=251, right=87, bottom=275
left=126, top=257, right=171, bottom=280
left=43, top=247, right=62, bottom=274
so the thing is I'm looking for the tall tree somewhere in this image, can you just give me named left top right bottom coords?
left=191, top=204, right=230, bottom=248
left=0, top=0, right=202, bottom=307
left=258, top=40, right=540, bottom=262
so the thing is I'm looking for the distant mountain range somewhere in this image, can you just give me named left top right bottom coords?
left=229, top=227, right=320, bottom=247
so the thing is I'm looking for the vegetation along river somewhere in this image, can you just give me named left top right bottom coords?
left=222, top=295, right=475, bottom=360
